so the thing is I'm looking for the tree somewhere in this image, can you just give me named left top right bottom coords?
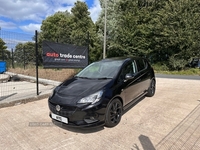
left=70, top=1, right=102, bottom=62
left=104, top=0, right=154, bottom=57
left=39, top=11, right=72, bottom=43
left=14, top=42, right=35, bottom=64
left=0, top=38, right=11, bottom=60
left=96, top=0, right=120, bottom=57
left=97, top=0, right=200, bottom=65
left=39, top=1, right=102, bottom=63
left=149, top=0, right=200, bottom=64
left=38, top=11, right=73, bottom=65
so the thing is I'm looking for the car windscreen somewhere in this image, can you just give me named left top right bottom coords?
left=76, top=61, right=123, bottom=79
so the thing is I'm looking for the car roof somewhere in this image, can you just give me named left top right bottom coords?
left=98, top=57, right=145, bottom=63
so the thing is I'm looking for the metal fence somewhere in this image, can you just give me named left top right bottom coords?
left=0, top=29, right=35, bottom=68
left=0, top=28, right=88, bottom=107
left=0, top=29, right=54, bottom=106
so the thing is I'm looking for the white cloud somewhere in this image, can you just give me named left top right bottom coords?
left=89, top=0, right=101, bottom=22
left=44, top=0, right=78, bottom=17
left=53, top=5, right=73, bottom=14
left=0, top=0, right=48, bottom=23
left=0, top=0, right=101, bottom=33
left=0, top=0, right=101, bottom=22
left=3, top=38, right=33, bottom=51
left=0, top=0, right=81, bottom=23
left=0, top=20, right=17, bottom=29
left=46, top=0, right=101, bottom=22
left=19, top=23, right=41, bottom=33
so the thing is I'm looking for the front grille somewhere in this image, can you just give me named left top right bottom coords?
left=48, top=101, right=77, bottom=117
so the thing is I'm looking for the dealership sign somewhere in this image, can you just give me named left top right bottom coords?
left=42, top=41, right=88, bottom=68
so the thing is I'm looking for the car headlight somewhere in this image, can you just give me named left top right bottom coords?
left=49, top=89, right=55, bottom=98
left=78, top=90, right=103, bottom=104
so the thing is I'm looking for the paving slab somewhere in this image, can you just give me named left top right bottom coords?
left=0, top=77, right=199, bottom=150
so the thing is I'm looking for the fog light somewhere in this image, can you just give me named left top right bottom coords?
left=84, top=113, right=99, bottom=123
left=84, top=118, right=98, bottom=124
left=90, top=117, right=95, bottom=120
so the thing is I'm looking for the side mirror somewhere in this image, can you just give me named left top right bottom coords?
left=124, top=73, right=133, bottom=82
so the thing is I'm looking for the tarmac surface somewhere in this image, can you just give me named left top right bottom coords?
left=0, top=76, right=200, bottom=150
left=0, top=72, right=60, bottom=108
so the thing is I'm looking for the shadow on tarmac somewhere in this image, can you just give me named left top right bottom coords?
left=0, top=93, right=17, bottom=101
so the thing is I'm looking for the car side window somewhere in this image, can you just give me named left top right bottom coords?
left=135, top=59, right=146, bottom=72
left=118, top=62, right=134, bottom=82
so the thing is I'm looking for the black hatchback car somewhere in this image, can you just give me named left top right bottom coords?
left=48, top=57, right=156, bottom=127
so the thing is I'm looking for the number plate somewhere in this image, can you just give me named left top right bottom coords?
left=51, top=113, right=68, bottom=124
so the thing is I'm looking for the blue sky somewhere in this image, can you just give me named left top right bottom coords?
left=0, top=0, right=101, bottom=34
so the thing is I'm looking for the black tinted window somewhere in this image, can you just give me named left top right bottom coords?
left=136, top=59, right=146, bottom=72
left=118, top=62, right=133, bottom=82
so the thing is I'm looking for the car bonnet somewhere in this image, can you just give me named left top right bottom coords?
left=51, top=77, right=112, bottom=105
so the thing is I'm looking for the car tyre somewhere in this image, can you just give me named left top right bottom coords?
left=105, top=99, right=122, bottom=127
left=146, top=79, right=156, bottom=97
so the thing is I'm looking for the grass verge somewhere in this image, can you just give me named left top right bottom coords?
left=152, top=64, right=200, bottom=76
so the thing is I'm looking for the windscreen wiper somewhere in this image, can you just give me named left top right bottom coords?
left=97, top=77, right=113, bottom=80
left=76, top=76, right=91, bottom=79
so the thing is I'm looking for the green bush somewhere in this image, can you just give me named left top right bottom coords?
left=168, top=56, right=188, bottom=71
left=152, top=62, right=169, bottom=72
left=152, top=61, right=200, bottom=75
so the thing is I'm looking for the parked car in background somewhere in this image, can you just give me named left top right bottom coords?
left=189, top=58, right=200, bottom=68
left=48, top=57, right=156, bottom=128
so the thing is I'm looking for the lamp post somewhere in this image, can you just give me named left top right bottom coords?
left=103, top=0, right=107, bottom=59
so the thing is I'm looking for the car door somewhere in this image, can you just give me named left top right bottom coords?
left=135, top=59, right=151, bottom=94
left=118, top=60, right=142, bottom=105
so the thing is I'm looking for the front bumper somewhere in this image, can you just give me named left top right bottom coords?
left=48, top=101, right=106, bottom=127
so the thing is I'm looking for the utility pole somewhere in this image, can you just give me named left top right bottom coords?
left=103, top=0, right=107, bottom=59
